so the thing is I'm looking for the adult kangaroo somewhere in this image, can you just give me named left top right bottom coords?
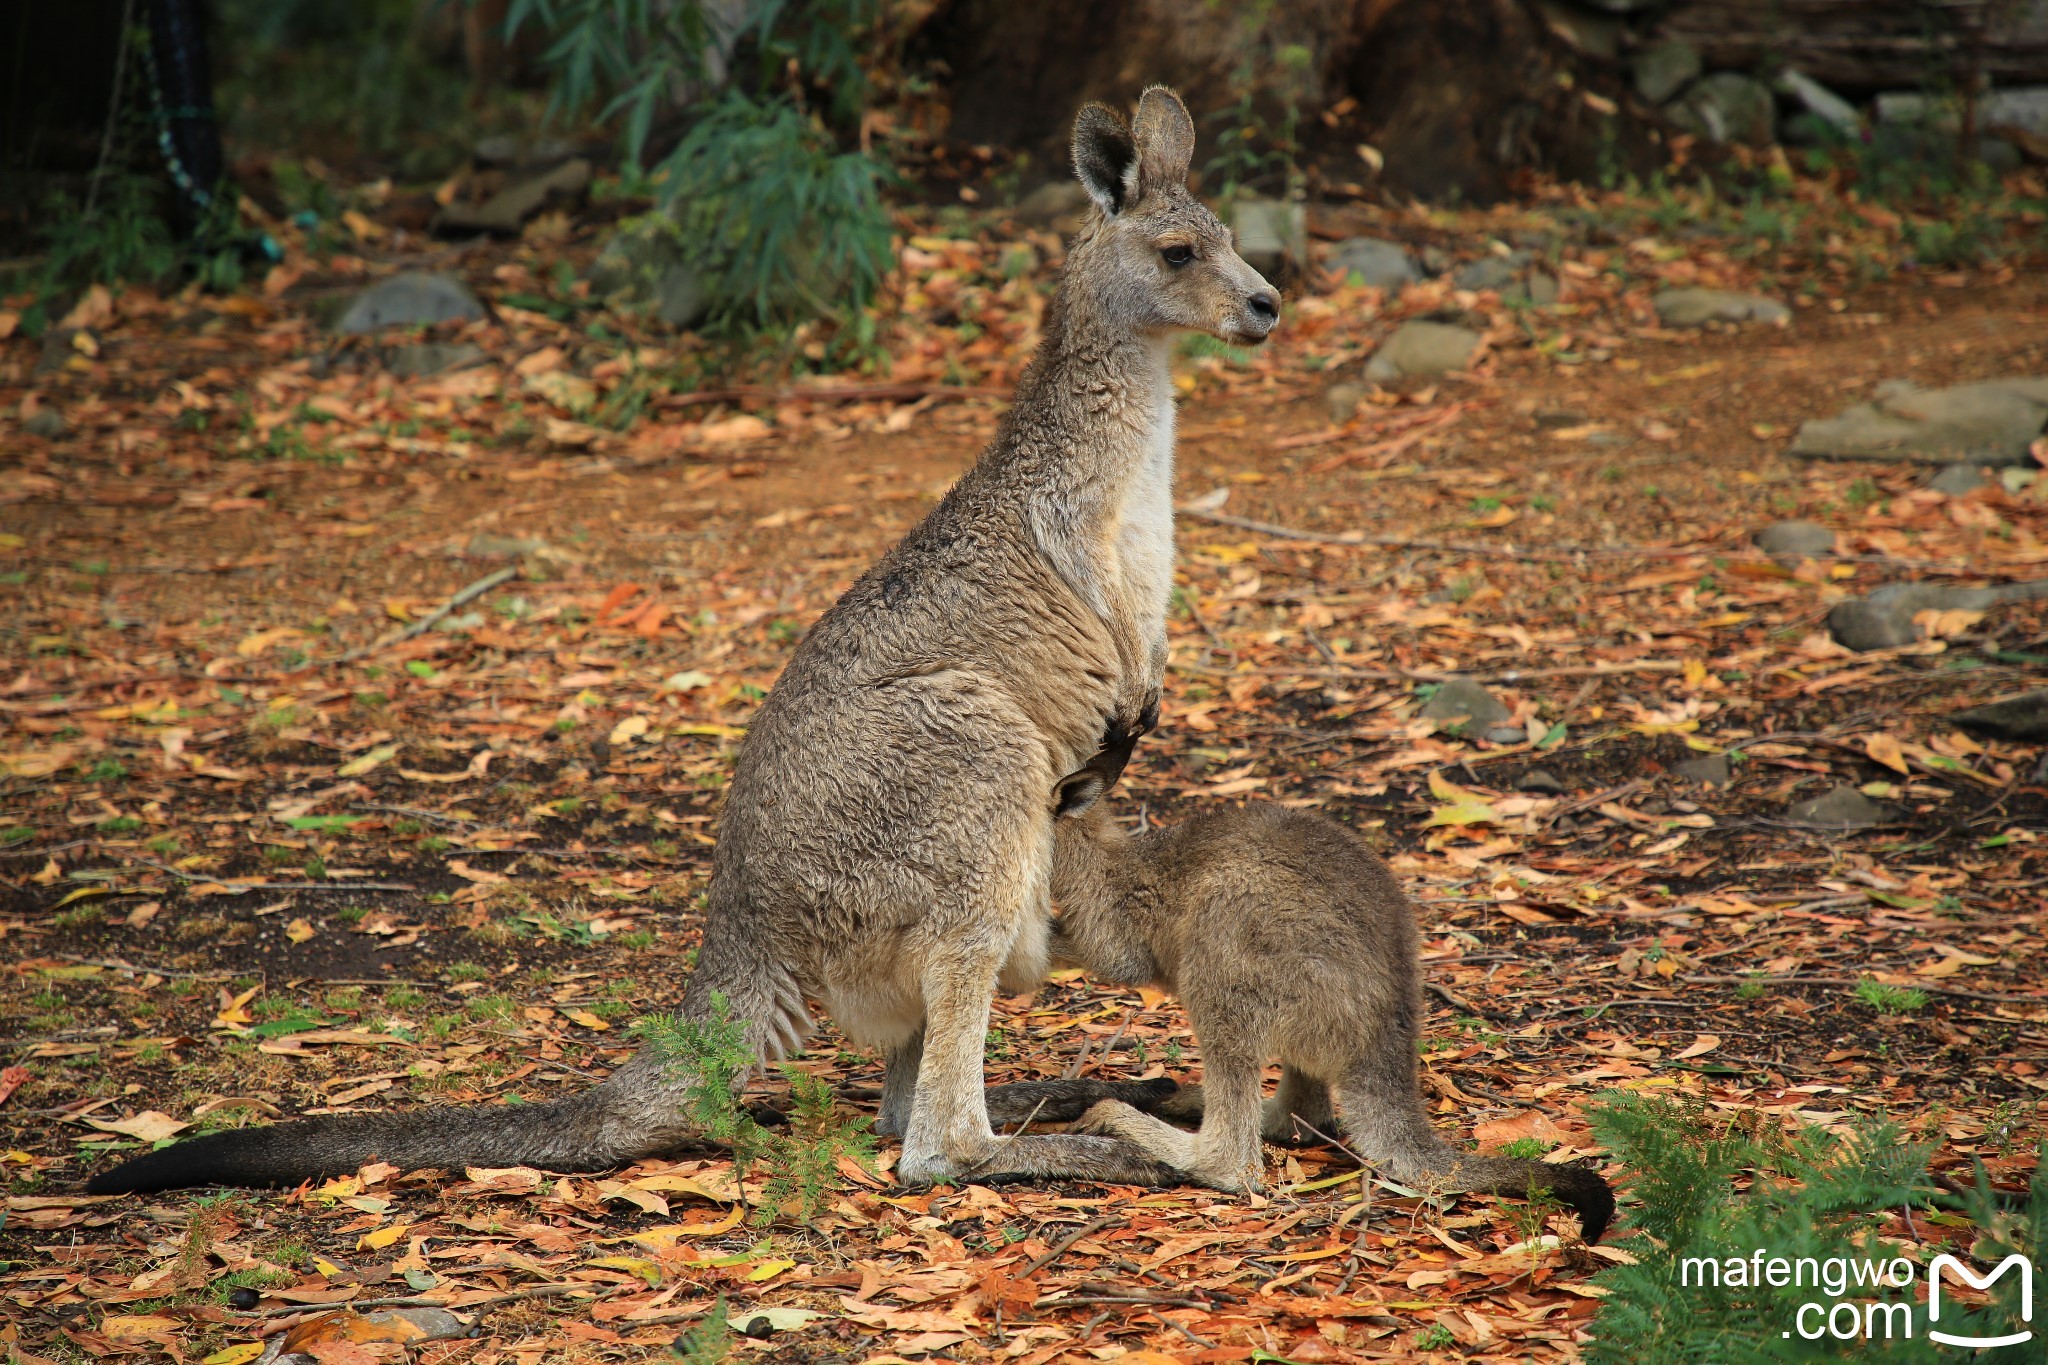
left=89, top=86, right=1280, bottom=1196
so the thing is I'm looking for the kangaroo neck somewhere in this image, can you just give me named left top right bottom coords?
left=1012, top=286, right=1174, bottom=497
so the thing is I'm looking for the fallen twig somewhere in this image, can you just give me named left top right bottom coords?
left=1020, top=1214, right=1118, bottom=1277
left=333, top=566, right=518, bottom=665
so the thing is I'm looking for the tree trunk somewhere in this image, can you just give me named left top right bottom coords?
left=911, top=0, right=1661, bottom=204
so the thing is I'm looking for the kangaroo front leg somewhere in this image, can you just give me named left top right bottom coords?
left=876, top=1027, right=923, bottom=1140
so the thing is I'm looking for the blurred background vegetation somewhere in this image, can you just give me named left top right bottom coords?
left=4, top=0, right=2046, bottom=347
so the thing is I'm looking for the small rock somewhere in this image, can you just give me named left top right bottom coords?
left=1230, top=199, right=1308, bottom=279
left=1753, top=519, right=1835, bottom=563
left=387, top=341, right=486, bottom=378
left=1516, top=769, right=1567, bottom=795
left=1927, top=464, right=1989, bottom=495
left=1329, top=237, right=1422, bottom=293
left=1672, top=753, right=1732, bottom=788
left=1633, top=39, right=1702, bottom=105
left=1484, top=725, right=1526, bottom=745
left=438, top=611, right=487, bottom=633
left=1523, top=270, right=1560, bottom=307
left=1668, top=72, right=1777, bottom=146
left=1365, top=321, right=1482, bottom=382
left=2003, top=467, right=2041, bottom=494
left=587, top=214, right=710, bottom=329
left=1827, top=580, right=2048, bottom=652
left=1014, top=180, right=1093, bottom=230
left=1325, top=381, right=1368, bottom=425
left=1792, top=378, right=2048, bottom=467
left=1420, top=678, right=1512, bottom=735
left=1452, top=253, right=1526, bottom=292
left=23, top=408, right=65, bottom=438
left=1653, top=287, right=1791, bottom=327
left=1952, top=690, right=2048, bottom=742
left=473, top=134, right=583, bottom=170
left=436, top=158, right=592, bottom=236
left=1785, top=784, right=1888, bottom=829
left=335, top=272, right=487, bottom=334
left=1774, top=68, right=1861, bottom=135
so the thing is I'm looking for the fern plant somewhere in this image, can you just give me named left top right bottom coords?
left=1584, top=1091, right=2039, bottom=1362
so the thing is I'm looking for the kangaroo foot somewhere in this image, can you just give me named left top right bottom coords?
left=898, top=1132, right=1183, bottom=1188
left=985, top=1076, right=1180, bottom=1127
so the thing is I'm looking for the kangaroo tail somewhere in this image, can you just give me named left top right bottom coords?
left=87, top=930, right=811, bottom=1196
left=1334, top=1072, right=1614, bottom=1243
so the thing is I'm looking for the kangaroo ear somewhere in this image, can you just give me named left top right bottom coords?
left=1054, top=770, right=1108, bottom=819
left=1131, top=86, right=1195, bottom=198
left=1072, top=102, right=1136, bottom=216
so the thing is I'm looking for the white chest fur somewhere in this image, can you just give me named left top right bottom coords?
left=1109, top=381, right=1177, bottom=671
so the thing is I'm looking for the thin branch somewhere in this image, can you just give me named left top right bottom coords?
left=334, top=566, right=518, bottom=665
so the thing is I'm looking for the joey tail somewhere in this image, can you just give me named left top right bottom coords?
left=87, top=926, right=811, bottom=1195
left=1333, top=1072, right=1615, bottom=1244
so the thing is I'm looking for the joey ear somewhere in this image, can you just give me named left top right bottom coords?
left=1072, top=102, right=1136, bottom=216
left=1131, top=85, right=1195, bottom=198
left=1054, top=771, right=1108, bottom=819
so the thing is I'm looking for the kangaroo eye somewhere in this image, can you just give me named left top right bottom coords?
left=1161, top=244, right=1194, bottom=267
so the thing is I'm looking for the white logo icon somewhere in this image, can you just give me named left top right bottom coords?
left=1928, top=1254, right=2033, bottom=1350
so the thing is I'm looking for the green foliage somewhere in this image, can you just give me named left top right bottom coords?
left=1413, top=1323, right=1456, bottom=1350
left=636, top=998, right=873, bottom=1223
left=1584, top=1092, right=2035, bottom=1361
left=739, top=1069, right=875, bottom=1226
left=36, top=176, right=180, bottom=295
left=1854, top=978, right=1928, bottom=1015
left=673, top=1297, right=732, bottom=1365
left=506, top=0, right=891, bottom=330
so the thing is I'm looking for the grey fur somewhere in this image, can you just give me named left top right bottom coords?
left=1044, top=796, right=1615, bottom=1242
left=87, top=86, right=1278, bottom=1198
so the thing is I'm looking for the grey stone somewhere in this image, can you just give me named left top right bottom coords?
left=1793, top=378, right=2048, bottom=467
left=1653, top=288, right=1791, bottom=327
left=474, top=134, right=582, bottom=170
left=1420, top=678, right=1511, bottom=735
left=1484, top=725, right=1526, bottom=744
left=1952, top=690, right=2048, bottom=741
left=1330, top=237, right=1422, bottom=292
left=1774, top=68, right=1861, bottom=135
left=587, top=214, right=711, bottom=329
left=1231, top=199, right=1308, bottom=278
left=387, top=341, right=486, bottom=378
left=1365, top=321, right=1482, bottom=382
left=437, top=158, right=591, bottom=235
left=1516, top=769, right=1567, bottom=795
left=1753, top=519, right=1835, bottom=562
left=23, top=408, right=65, bottom=438
left=1879, top=86, right=2048, bottom=137
left=1453, top=253, right=1528, bottom=291
left=1673, top=753, right=1732, bottom=788
left=1785, top=784, right=1889, bottom=829
left=1668, top=72, right=1777, bottom=146
left=1634, top=39, right=1703, bottom=105
left=335, top=272, right=487, bottom=334
left=1928, top=463, right=1990, bottom=495
left=1827, top=580, right=2048, bottom=651
left=1524, top=270, right=1560, bottom=307
left=1326, top=381, right=1368, bottom=424
left=1014, top=180, right=1092, bottom=229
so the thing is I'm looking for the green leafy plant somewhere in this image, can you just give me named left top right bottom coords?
left=1854, top=978, right=1928, bottom=1015
left=1584, top=1091, right=2038, bottom=1360
left=507, top=0, right=890, bottom=331
left=672, top=1296, right=732, bottom=1365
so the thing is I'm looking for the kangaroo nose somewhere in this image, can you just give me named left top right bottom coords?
left=1248, top=291, right=1279, bottom=324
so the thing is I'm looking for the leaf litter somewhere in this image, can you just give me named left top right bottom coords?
left=4, top=167, right=2048, bottom=1362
